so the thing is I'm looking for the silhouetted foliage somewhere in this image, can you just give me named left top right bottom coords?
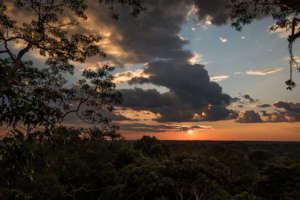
left=0, top=0, right=137, bottom=134
left=1, top=133, right=300, bottom=199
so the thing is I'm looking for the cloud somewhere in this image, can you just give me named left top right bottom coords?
left=243, top=101, right=300, bottom=122
left=284, top=56, right=300, bottom=66
left=188, top=51, right=207, bottom=65
left=117, top=108, right=162, bottom=121
left=193, top=0, right=231, bottom=26
left=260, top=110, right=287, bottom=122
left=210, top=75, right=229, bottom=82
left=124, top=58, right=234, bottom=122
left=236, top=110, right=262, bottom=123
left=232, top=94, right=258, bottom=105
left=113, top=68, right=150, bottom=83
left=180, top=125, right=211, bottom=131
left=272, top=101, right=300, bottom=121
left=89, top=0, right=235, bottom=123
left=246, top=67, right=281, bottom=75
left=243, top=94, right=257, bottom=103
left=269, top=18, right=300, bottom=39
left=120, top=123, right=211, bottom=133
left=257, top=104, right=271, bottom=108
left=219, top=37, right=228, bottom=43
left=6, top=0, right=238, bottom=124
left=198, top=15, right=213, bottom=30
left=119, top=123, right=177, bottom=132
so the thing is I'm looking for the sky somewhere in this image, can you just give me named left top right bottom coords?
left=3, top=0, right=300, bottom=141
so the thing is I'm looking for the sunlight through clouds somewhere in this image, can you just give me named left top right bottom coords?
left=210, top=75, right=229, bottom=82
left=246, top=67, right=282, bottom=76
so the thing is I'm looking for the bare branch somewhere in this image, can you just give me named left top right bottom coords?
left=61, top=97, right=89, bottom=121
left=4, top=40, right=15, bottom=61
left=0, top=50, right=8, bottom=54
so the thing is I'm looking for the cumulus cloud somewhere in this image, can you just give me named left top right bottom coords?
left=87, top=0, right=236, bottom=123
left=236, top=110, right=262, bottom=123
left=246, top=67, right=281, bottom=75
left=260, top=110, right=287, bottom=122
left=272, top=101, right=300, bottom=121
left=123, top=59, right=234, bottom=122
left=239, top=101, right=300, bottom=123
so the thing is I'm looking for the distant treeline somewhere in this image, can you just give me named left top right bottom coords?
left=1, top=127, right=300, bottom=200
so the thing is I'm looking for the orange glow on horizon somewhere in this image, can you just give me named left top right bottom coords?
left=119, top=121, right=300, bottom=141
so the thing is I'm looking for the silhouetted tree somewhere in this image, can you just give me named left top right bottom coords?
left=0, top=0, right=129, bottom=133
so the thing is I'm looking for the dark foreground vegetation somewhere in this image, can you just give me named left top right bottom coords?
left=1, top=128, right=300, bottom=200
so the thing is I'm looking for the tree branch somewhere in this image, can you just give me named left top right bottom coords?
left=12, top=43, right=32, bottom=73
left=0, top=50, right=8, bottom=54
left=4, top=40, right=15, bottom=61
left=61, top=97, right=89, bottom=121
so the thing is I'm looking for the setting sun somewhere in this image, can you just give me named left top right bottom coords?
left=188, top=129, right=193, bottom=134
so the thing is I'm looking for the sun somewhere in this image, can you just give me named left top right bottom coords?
left=188, top=129, right=193, bottom=134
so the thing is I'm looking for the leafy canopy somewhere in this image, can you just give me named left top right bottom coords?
left=0, top=0, right=142, bottom=133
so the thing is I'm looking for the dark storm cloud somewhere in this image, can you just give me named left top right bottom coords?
left=83, top=0, right=194, bottom=65
left=236, top=110, right=262, bottom=123
left=82, top=0, right=235, bottom=66
left=193, top=0, right=232, bottom=25
left=129, top=61, right=232, bottom=108
left=120, top=60, right=234, bottom=122
left=257, top=104, right=271, bottom=108
left=84, top=0, right=236, bottom=122
left=121, top=88, right=175, bottom=109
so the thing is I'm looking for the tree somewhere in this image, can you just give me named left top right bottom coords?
left=0, top=0, right=131, bottom=134
left=230, top=0, right=300, bottom=89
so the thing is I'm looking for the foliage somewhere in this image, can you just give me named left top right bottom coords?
left=1, top=131, right=300, bottom=200
left=0, top=0, right=126, bottom=133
